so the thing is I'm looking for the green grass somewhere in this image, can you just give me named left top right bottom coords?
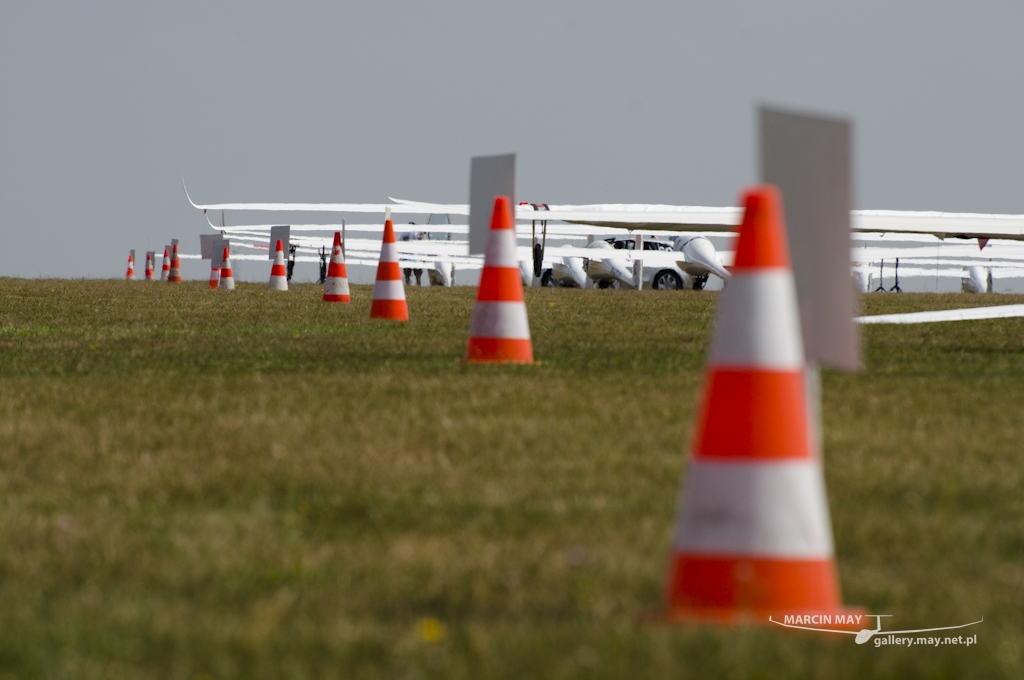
left=0, top=278, right=1022, bottom=679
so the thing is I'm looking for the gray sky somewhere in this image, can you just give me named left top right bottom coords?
left=3, top=2, right=1023, bottom=278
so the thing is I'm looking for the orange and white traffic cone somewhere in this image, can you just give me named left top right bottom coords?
left=168, top=244, right=183, bottom=282
left=218, top=246, right=235, bottom=290
left=268, top=239, right=288, bottom=291
left=369, top=219, right=408, bottom=319
left=144, top=252, right=155, bottom=280
left=208, top=259, right=221, bottom=289
left=160, top=248, right=170, bottom=281
left=125, top=250, right=136, bottom=280
left=664, top=186, right=858, bottom=624
left=323, top=231, right=350, bottom=303
left=465, top=196, right=533, bottom=363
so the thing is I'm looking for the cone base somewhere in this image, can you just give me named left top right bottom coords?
left=168, top=276, right=183, bottom=283
left=370, top=299, right=408, bottom=320
left=666, top=555, right=857, bottom=624
left=465, top=337, right=534, bottom=364
left=323, top=294, right=350, bottom=303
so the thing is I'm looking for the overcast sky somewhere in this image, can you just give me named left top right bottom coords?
left=3, top=2, right=1023, bottom=278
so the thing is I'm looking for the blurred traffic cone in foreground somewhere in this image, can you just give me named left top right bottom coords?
left=144, top=252, right=155, bottom=280
left=168, top=244, right=183, bottom=282
left=160, top=248, right=170, bottom=281
left=125, top=251, right=136, bottom=280
left=323, top=231, right=350, bottom=303
left=664, top=186, right=857, bottom=624
left=369, top=219, right=408, bottom=319
left=208, top=259, right=221, bottom=289
left=268, top=239, right=288, bottom=291
left=218, top=246, right=235, bottom=290
left=465, top=196, right=533, bottom=363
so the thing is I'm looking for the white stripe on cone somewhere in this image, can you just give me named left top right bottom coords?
left=483, top=227, right=519, bottom=268
left=468, top=302, right=531, bottom=339
left=708, top=272, right=804, bottom=370
left=673, top=459, right=835, bottom=558
left=372, top=278, right=405, bottom=300
left=379, top=240, right=399, bottom=264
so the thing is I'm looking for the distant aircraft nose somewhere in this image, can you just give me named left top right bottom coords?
left=680, top=236, right=731, bottom=280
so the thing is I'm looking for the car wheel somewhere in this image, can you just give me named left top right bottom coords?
left=651, top=269, right=683, bottom=290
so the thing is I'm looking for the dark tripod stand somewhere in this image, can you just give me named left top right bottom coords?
left=874, top=260, right=886, bottom=292
left=889, top=258, right=902, bottom=293
left=318, top=247, right=328, bottom=284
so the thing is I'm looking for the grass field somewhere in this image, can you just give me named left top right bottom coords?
left=1, top=278, right=1022, bottom=679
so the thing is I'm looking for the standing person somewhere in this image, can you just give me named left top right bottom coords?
left=400, top=224, right=425, bottom=286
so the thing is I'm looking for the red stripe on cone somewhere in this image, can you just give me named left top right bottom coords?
left=732, top=187, right=790, bottom=270
left=667, top=556, right=842, bottom=620
left=477, top=267, right=526, bottom=302
left=370, top=298, right=407, bottom=319
left=377, top=261, right=402, bottom=280
left=326, top=260, right=347, bottom=277
left=466, top=337, right=533, bottom=363
left=693, top=370, right=811, bottom=460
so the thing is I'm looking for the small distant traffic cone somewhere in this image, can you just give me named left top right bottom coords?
left=369, top=219, right=408, bottom=319
left=268, top=239, right=288, bottom=291
left=218, top=246, right=235, bottom=290
left=125, top=251, right=136, bottom=280
left=323, top=231, right=350, bottom=303
left=465, top=196, right=533, bottom=363
left=208, top=259, right=221, bottom=289
left=168, top=244, right=183, bottom=282
left=144, top=252, right=155, bottom=280
left=160, top=248, right=170, bottom=281
left=664, top=186, right=858, bottom=623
